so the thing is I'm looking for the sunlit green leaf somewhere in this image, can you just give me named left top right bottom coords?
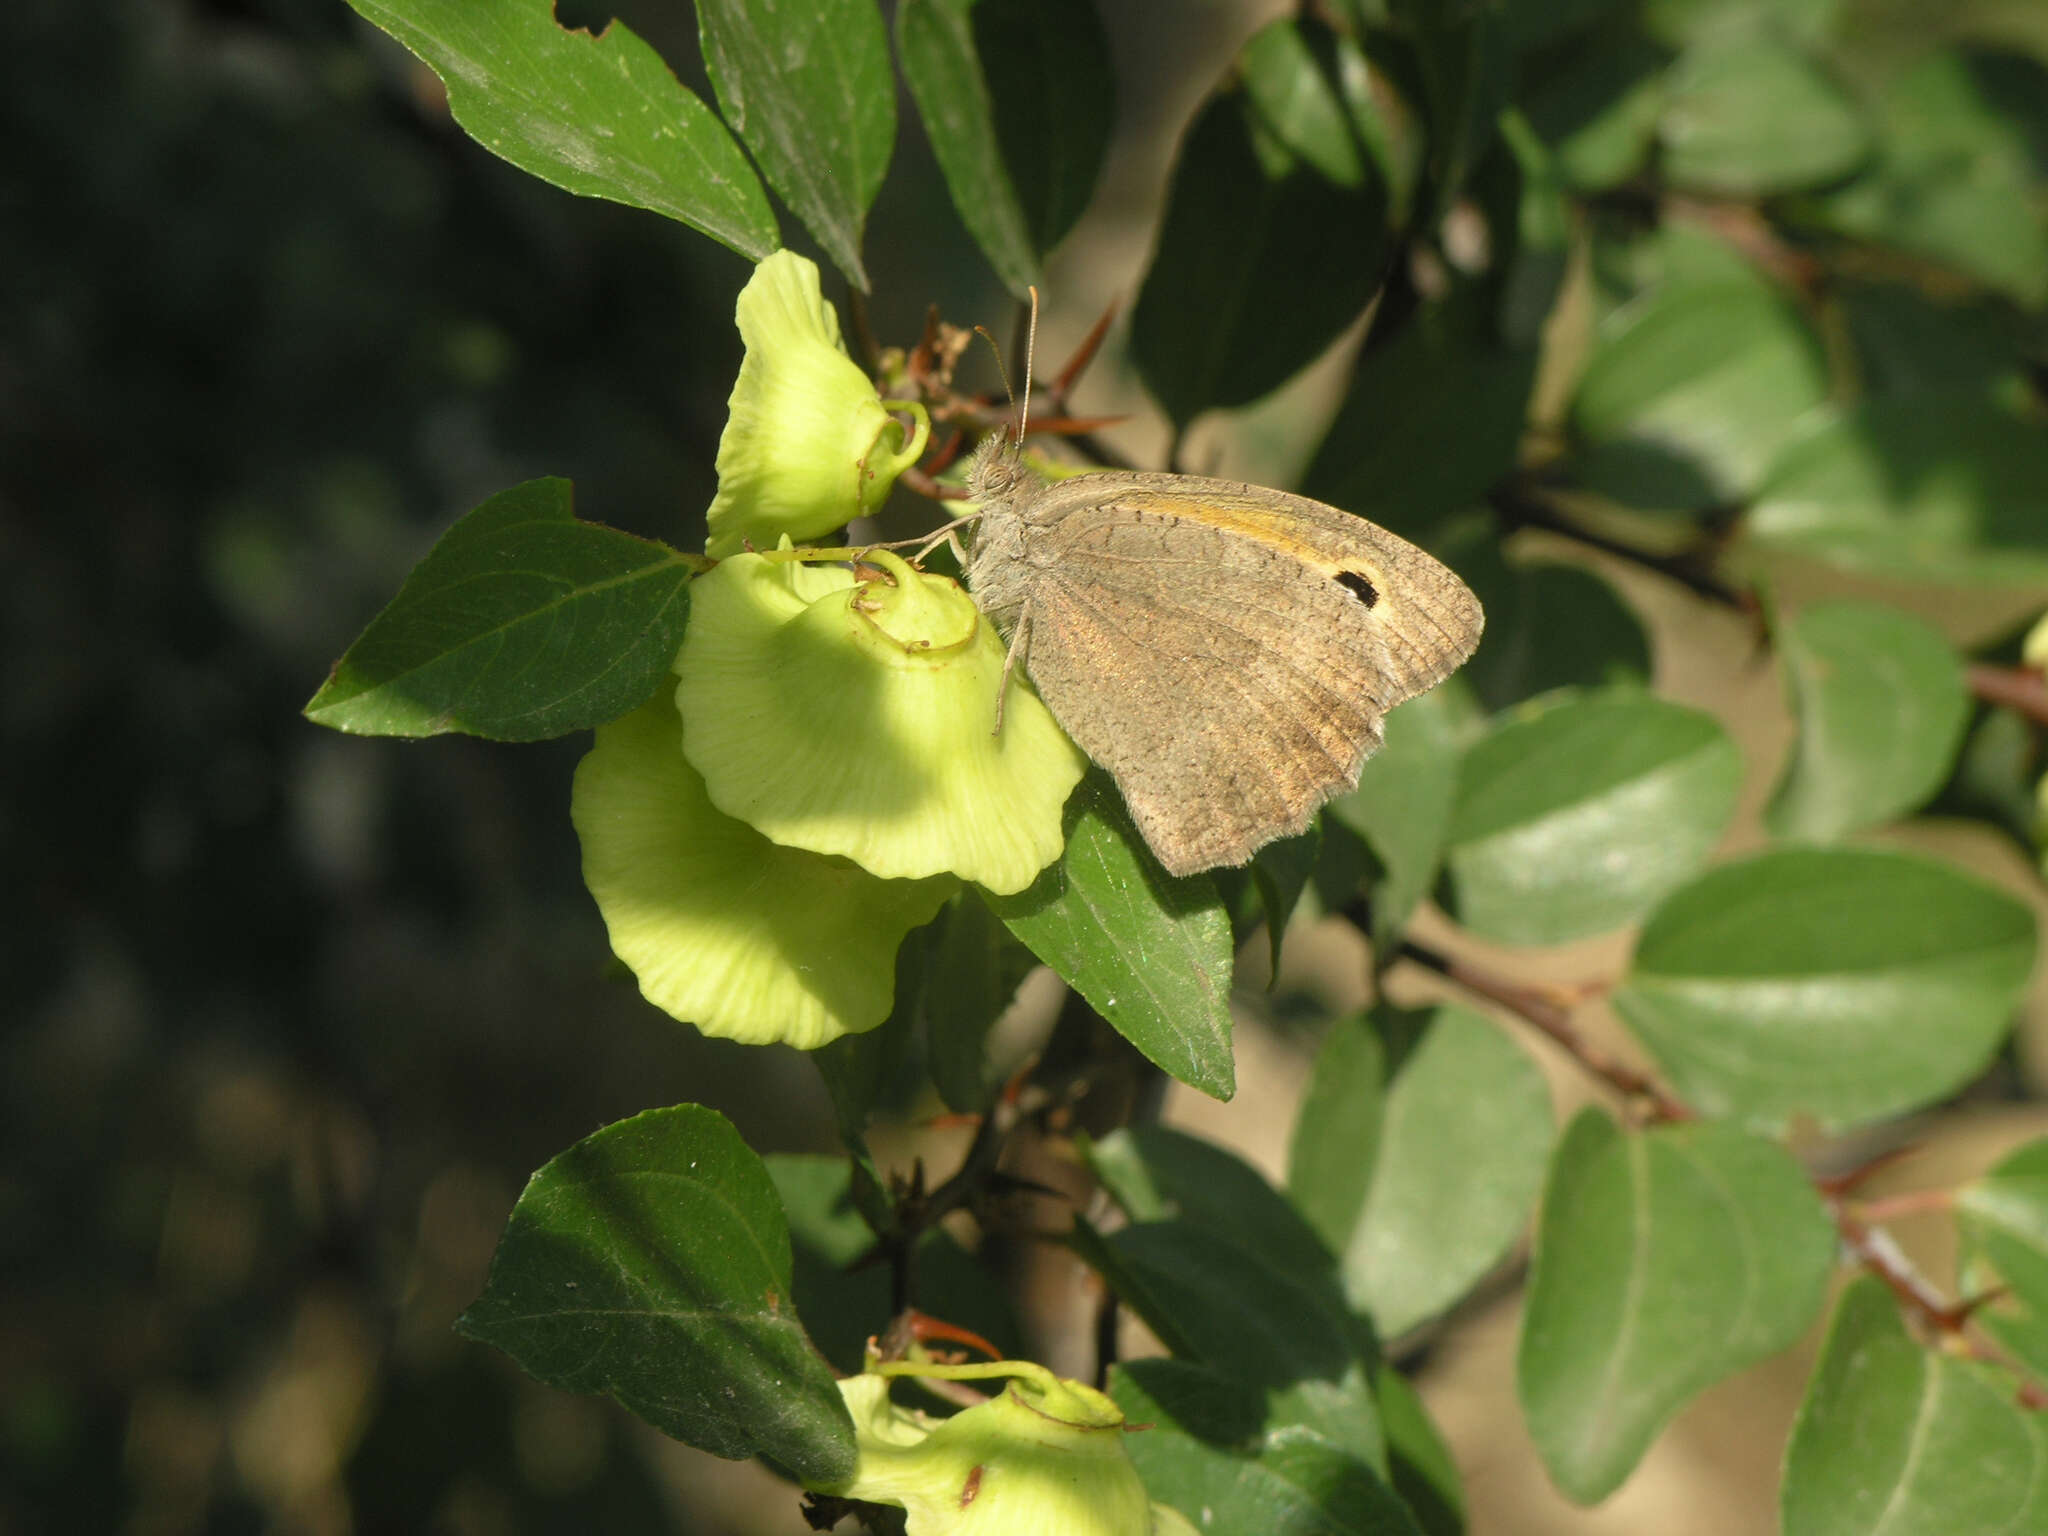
left=1520, top=1110, right=1834, bottom=1504
left=304, top=478, right=693, bottom=741
left=1782, top=1278, right=2048, bottom=1536
left=1745, top=393, right=2048, bottom=587
left=989, top=773, right=1235, bottom=1099
left=1613, top=847, right=2037, bottom=1130
left=345, top=0, right=776, bottom=257
left=1445, top=690, right=1741, bottom=945
left=1293, top=1006, right=1552, bottom=1338
left=1767, top=601, right=1970, bottom=841
left=696, top=0, right=894, bottom=289
left=1658, top=35, right=1867, bottom=194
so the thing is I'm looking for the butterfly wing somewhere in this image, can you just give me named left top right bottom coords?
left=1012, top=474, right=1482, bottom=876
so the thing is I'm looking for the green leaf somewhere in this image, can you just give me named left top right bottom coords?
left=1839, top=282, right=2033, bottom=399
left=1571, top=276, right=1831, bottom=512
left=1302, top=297, right=1537, bottom=545
left=1658, top=35, right=1867, bottom=195
left=1444, top=690, right=1742, bottom=945
left=1497, top=107, right=1572, bottom=348
left=1805, top=49, right=2048, bottom=310
left=1377, top=1369, right=1465, bottom=1536
left=1766, top=601, right=1970, bottom=842
left=1612, top=846, right=2038, bottom=1130
left=1396, top=0, right=1510, bottom=223
left=1240, top=16, right=1377, bottom=191
left=1641, top=0, right=1842, bottom=49
left=1131, top=73, right=1390, bottom=425
left=1079, top=1218, right=1385, bottom=1473
left=1088, top=1124, right=1337, bottom=1291
left=1958, top=1139, right=2048, bottom=1319
left=304, top=478, right=694, bottom=741
left=896, top=0, right=1034, bottom=293
left=1744, top=392, right=2048, bottom=587
left=1519, top=1110, right=1835, bottom=1504
left=1523, top=33, right=1668, bottom=192
left=1328, top=684, right=1477, bottom=950
left=920, top=890, right=1038, bottom=1114
left=1782, top=1278, right=2048, bottom=1536
left=344, top=0, right=776, bottom=258
left=457, top=1105, right=854, bottom=1484
left=695, top=0, right=894, bottom=290
left=1301, top=1007, right=1553, bottom=1338
left=1454, top=545, right=1653, bottom=713
left=1288, top=1012, right=1388, bottom=1262
left=971, top=0, right=1115, bottom=258
left=1113, top=1360, right=1425, bottom=1536
left=896, top=0, right=1111, bottom=293
left=988, top=772, right=1235, bottom=1099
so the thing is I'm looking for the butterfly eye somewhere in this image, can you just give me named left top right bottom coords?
left=1336, top=570, right=1380, bottom=609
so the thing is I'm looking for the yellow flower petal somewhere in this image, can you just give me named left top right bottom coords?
left=706, top=251, right=927, bottom=557
left=676, top=549, right=1086, bottom=894
left=572, top=688, right=953, bottom=1048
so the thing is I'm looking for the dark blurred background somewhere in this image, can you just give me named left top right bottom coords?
left=2, top=1, right=851, bottom=1531
left=0, top=0, right=1264, bottom=1530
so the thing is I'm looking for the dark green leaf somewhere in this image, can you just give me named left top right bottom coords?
left=1658, top=35, right=1867, bottom=194
left=897, top=0, right=1110, bottom=293
left=1113, top=1360, right=1425, bottom=1536
left=1317, top=1007, right=1552, bottom=1337
left=895, top=0, right=1035, bottom=293
left=304, top=478, right=694, bottom=741
left=696, top=0, right=894, bottom=290
left=1249, top=825, right=1322, bottom=973
left=344, top=0, right=776, bottom=257
left=1496, top=108, right=1571, bottom=347
left=1613, top=847, right=2038, bottom=1130
left=1131, top=78, right=1390, bottom=425
left=1328, top=683, right=1479, bottom=950
left=1838, top=283, right=2033, bottom=400
left=972, top=0, right=1115, bottom=257
left=1571, top=276, right=1831, bottom=512
left=1805, top=49, right=2048, bottom=309
left=1519, top=1110, right=1834, bottom=1504
left=1079, top=1220, right=1384, bottom=1471
left=1395, top=0, right=1510, bottom=222
left=1453, top=543, right=1653, bottom=714
left=457, top=1105, right=854, bottom=1483
left=1744, top=392, right=2048, bottom=587
left=1444, top=690, right=1742, bottom=945
left=1782, top=1278, right=2048, bottom=1536
left=1088, top=1124, right=1337, bottom=1290
left=1302, top=298, right=1537, bottom=545
left=921, top=889, right=1038, bottom=1113
left=1766, top=601, right=1970, bottom=841
left=1522, top=32, right=1668, bottom=192
left=766, top=1153, right=1019, bottom=1375
left=1378, top=1370, right=1465, bottom=1536
left=988, top=772, right=1235, bottom=1099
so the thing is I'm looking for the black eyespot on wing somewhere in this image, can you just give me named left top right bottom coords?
left=1337, top=570, right=1379, bottom=609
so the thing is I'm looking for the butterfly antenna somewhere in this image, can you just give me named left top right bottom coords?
left=1018, top=286, right=1040, bottom=446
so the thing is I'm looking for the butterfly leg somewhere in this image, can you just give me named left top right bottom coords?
left=992, top=606, right=1032, bottom=737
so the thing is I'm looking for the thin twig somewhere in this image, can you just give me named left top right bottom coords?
left=1397, top=940, right=1691, bottom=1122
left=1969, top=664, right=2048, bottom=728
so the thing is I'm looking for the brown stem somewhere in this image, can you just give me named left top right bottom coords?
left=1397, top=940, right=1691, bottom=1122
left=1969, top=664, right=2048, bottom=728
